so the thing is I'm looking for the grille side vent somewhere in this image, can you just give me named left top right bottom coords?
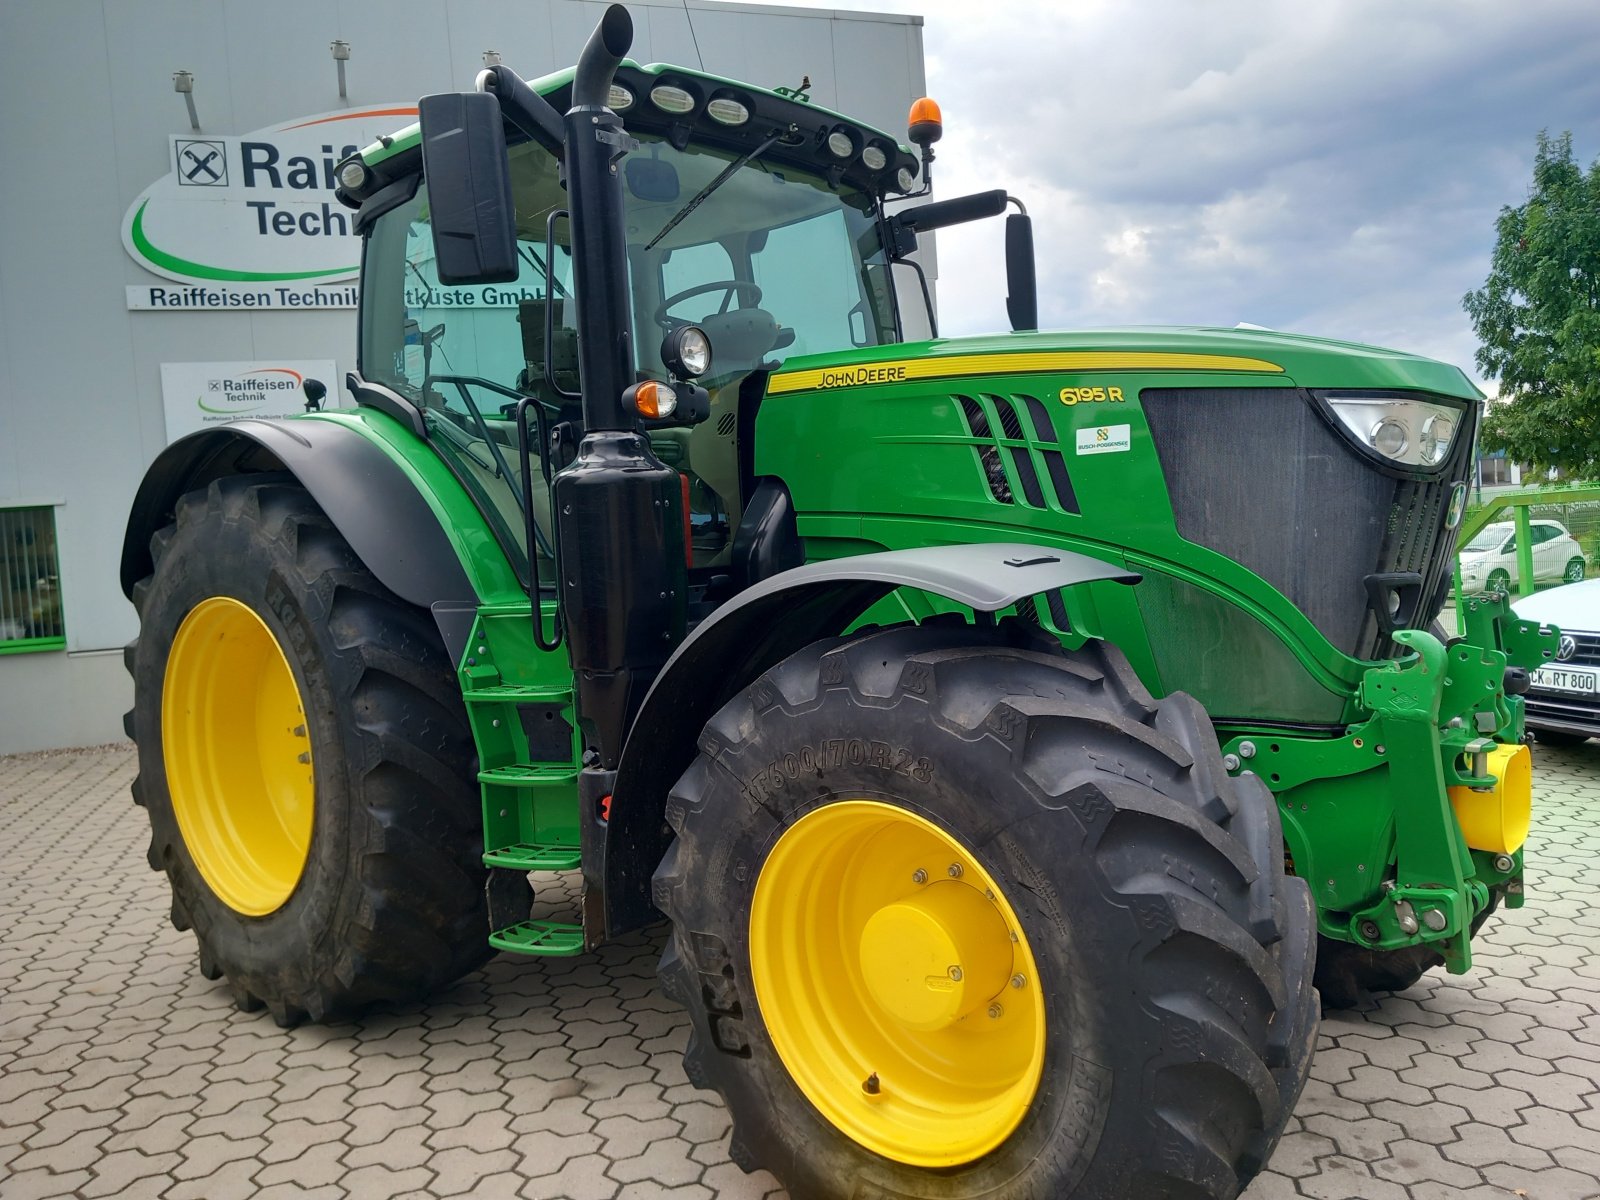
left=955, top=392, right=1078, bottom=513
left=1382, top=481, right=1444, bottom=573
left=988, top=395, right=1045, bottom=507
left=993, top=394, right=1026, bottom=440
left=1018, top=393, right=1078, bottom=514
left=1022, top=395, right=1058, bottom=443
left=716, top=411, right=736, bottom=436
left=1041, top=450, right=1079, bottom=514
left=957, top=395, right=1013, bottom=504
left=958, top=394, right=992, bottom=437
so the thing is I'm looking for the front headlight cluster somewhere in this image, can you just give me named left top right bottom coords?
left=1324, top=394, right=1462, bottom=468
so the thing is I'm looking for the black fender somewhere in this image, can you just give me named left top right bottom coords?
left=120, top=420, right=474, bottom=620
left=597, top=542, right=1141, bottom=938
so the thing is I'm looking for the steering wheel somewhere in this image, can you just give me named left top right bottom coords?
left=654, top=280, right=763, bottom=329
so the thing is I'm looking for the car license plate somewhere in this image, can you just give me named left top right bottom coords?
left=1532, top=666, right=1599, bottom=694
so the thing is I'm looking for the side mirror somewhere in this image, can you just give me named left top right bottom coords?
left=301, top=377, right=327, bottom=412
left=417, top=91, right=518, bottom=285
left=1005, top=212, right=1038, bottom=332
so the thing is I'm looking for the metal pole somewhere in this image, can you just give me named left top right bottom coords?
left=1513, top=503, right=1536, bottom=599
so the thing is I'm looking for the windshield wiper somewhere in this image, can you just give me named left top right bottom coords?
left=646, top=124, right=795, bottom=251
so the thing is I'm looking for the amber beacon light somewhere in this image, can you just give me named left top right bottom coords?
left=907, top=96, right=943, bottom=147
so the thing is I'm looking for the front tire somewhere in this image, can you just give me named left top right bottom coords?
left=126, top=475, right=495, bottom=1025
left=654, top=621, right=1317, bottom=1199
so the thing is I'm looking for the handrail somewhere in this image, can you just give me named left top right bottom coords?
left=1451, top=482, right=1600, bottom=619
left=1455, top=482, right=1600, bottom=546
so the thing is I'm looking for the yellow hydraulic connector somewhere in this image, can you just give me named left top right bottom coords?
left=1448, top=742, right=1532, bottom=855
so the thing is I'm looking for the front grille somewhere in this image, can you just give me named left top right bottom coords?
left=1141, top=387, right=1472, bottom=659
left=954, top=393, right=1079, bottom=515
left=1555, top=630, right=1600, bottom=668
left=1525, top=693, right=1600, bottom=731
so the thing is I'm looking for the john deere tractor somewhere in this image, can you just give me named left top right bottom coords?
left=121, top=7, right=1558, bottom=1198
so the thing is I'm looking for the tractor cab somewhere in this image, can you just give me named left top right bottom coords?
left=343, top=64, right=929, bottom=582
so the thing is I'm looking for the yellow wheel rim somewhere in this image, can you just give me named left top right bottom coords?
left=162, top=596, right=315, bottom=916
left=749, top=800, right=1046, bottom=1167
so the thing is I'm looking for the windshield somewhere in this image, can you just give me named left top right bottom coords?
left=1463, top=525, right=1510, bottom=553
left=624, top=137, right=898, bottom=373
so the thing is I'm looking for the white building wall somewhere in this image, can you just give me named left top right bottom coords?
left=0, top=0, right=926, bottom=753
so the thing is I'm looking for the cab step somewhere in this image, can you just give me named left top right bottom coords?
left=482, top=842, right=581, bottom=871
left=489, top=919, right=585, bottom=957
left=476, top=763, right=577, bottom=786
left=462, top=683, right=570, bottom=702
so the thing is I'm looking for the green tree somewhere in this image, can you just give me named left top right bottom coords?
left=1463, top=131, right=1600, bottom=478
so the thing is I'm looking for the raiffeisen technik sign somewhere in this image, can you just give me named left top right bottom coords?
left=122, top=105, right=414, bottom=311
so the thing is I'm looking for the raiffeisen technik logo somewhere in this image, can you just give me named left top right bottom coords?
left=197, top=367, right=305, bottom=415
left=122, top=106, right=415, bottom=288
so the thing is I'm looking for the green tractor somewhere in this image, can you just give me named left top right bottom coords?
left=121, top=7, right=1558, bottom=1197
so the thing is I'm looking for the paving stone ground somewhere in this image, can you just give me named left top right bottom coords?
left=2, top=741, right=1597, bottom=1200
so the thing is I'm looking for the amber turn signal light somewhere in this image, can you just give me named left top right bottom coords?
left=626, top=379, right=678, bottom=420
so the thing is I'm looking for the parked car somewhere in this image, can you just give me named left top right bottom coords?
left=1459, top=519, right=1586, bottom=593
left=1512, top=577, right=1600, bottom=746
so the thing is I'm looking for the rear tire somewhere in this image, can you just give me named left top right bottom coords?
left=126, top=474, right=496, bottom=1025
left=654, top=621, right=1317, bottom=1199
left=1564, top=558, right=1585, bottom=584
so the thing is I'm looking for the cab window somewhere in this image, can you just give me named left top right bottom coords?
left=359, top=144, right=578, bottom=585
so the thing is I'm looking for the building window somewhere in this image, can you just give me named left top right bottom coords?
left=1, top=506, right=65, bottom=653
left=1477, top=452, right=1514, bottom=487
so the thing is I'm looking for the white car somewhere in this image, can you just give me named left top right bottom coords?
left=1458, top=519, right=1586, bottom=594
left=1511, top=578, right=1600, bottom=746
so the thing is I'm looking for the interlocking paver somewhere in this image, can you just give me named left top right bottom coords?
left=2, top=741, right=1598, bottom=1199
left=79, top=1147, right=184, bottom=1198
left=256, top=1141, right=351, bottom=1190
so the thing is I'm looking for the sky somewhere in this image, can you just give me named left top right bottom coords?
left=759, top=0, right=1600, bottom=389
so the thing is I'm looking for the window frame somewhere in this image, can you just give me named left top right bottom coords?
left=0, top=503, right=66, bottom=655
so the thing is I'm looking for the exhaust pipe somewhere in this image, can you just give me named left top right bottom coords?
left=572, top=3, right=633, bottom=108
left=555, top=0, right=687, bottom=782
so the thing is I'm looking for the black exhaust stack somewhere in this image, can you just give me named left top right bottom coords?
left=553, top=4, right=688, bottom=775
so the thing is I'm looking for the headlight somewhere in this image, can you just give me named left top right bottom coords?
left=661, top=325, right=713, bottom=379
left=336, top=158, right=369, bottom=191
left=706, top=97, right=749, bottom=126
left=649, top=85, right=696, bottom=115
left=1323, top=394, right=1465, bottom=468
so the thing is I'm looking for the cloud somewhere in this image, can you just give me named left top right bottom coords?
left=766, top=0, right=1600, bottom=383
